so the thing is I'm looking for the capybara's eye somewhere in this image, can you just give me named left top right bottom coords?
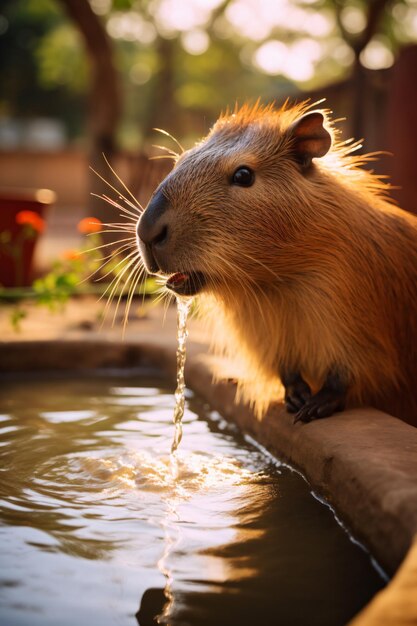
left=231, top=167, right=255, bottom=187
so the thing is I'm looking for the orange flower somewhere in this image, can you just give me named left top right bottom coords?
left=62, top=249, right=82, bottom=261
left=16, top=210, right=46, bottom=233
left=77, top=217, right=102, bottom=234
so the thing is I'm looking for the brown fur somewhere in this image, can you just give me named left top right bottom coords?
left=140, top=101, right=417, bottom=426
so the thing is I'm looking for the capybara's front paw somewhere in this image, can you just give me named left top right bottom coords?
left=284, top=376, right=312, bottom=413
left=293, top=388, right=345, bottom=423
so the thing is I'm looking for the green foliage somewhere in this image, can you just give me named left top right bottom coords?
left=32, top=262, right=79, bottom=308
left=0, top=0, right=84, bottom=130
left=112, top=0, right=135, bottom=10
left=36, top=24, right=88, bottom=92
left=22, top=0, right=62, bottom=20
left=9, top=307, right=27, bottom=332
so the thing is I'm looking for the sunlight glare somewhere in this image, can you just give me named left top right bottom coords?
left=225, top=1, right=270, bottom=40
left=90, top=0, right=111, bottom=16
left=253, top=38, right=321, bottom=82
left=303, top=11, right=334, bottom=37
left=193, top=0, right=224, bottom=8
left=130, top=63, right=152, bottom=85
left=330, top=39, right=355, bottom=67
left=79, top=449, right=265, bottom=497
left=253, top=40, right=287, bottom=74
left=181, top=29, right=210, bottom=54
left=153, top=0, right=214, bottom=33
left=225, top=0, right=333, bottom=41
left=392, top=4, right=417, bottom=40
left=107, top=12, right=156, bottom=43
left=340, top=6, right=366, bottom=35
left=360, top=38, right=395, bottom=70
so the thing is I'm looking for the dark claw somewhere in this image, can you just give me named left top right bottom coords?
left=285, top=398, right=300, bottom=413
left=284, top=376, right=312, bottom=413
left=293, top=388, right=345, bottom=424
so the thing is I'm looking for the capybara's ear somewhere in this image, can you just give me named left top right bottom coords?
left=288, top=111, right=331, bottom=167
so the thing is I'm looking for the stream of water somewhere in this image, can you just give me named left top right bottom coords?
left=171, top=296, right=193, bottom=456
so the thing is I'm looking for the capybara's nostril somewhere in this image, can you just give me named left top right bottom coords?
left=153, top=224, right=168, bottom=247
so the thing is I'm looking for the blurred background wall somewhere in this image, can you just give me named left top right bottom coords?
left=0, top=0, right=416, bottom=270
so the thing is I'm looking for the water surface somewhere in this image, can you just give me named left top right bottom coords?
left=0, top=372, right=385, bottom=626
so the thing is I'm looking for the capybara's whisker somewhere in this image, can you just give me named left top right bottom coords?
left=153, top=127, right=183, bottom=154
left=123, top=265, right=147, bottom=334
left=93, top=228, right=135, bottom=236
left=84, top=235, right=136, bottom=254
left=79, top=243, right=136, bottom=285
left=101, top=153, right=144, bottom=211
left=100, top=222, right=136, bottom=231
left=90, top=166, right=142, bottom=214
left=149, top=155, right=177, bottom=161
left=98, top=256, right=142, bottom=330
left=113, top=260, right=143, bottom=328
left=99, top=254, right=140, bottom=308
left=92, top=193, right=141, bottom=220
left=89, top=247, right=140, bottom=285
left=152, top=144, right=179, bottom=158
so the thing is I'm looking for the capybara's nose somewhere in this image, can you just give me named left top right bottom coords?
left=138, top=189, right=170, bottom=248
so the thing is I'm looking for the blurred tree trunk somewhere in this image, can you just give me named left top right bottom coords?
left=58, top=0, right=122, bottom=240
left=144, top=36, right=177, bottom=139
left=335, top=0, right=391, bottom=143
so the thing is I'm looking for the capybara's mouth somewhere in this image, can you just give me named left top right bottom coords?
left=166, top=272, right=206, bottom=296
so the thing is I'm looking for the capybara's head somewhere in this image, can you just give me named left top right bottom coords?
left=137, top=103, right=332, bottom=296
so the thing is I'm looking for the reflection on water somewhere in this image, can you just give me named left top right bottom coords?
left=0, top=372, right=384, bottom=626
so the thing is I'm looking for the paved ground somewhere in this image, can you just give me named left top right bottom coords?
left=0, top=295, right=175, bottom=341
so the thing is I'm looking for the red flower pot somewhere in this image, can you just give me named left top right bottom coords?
left=0, top=188, right=56, bottom=287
